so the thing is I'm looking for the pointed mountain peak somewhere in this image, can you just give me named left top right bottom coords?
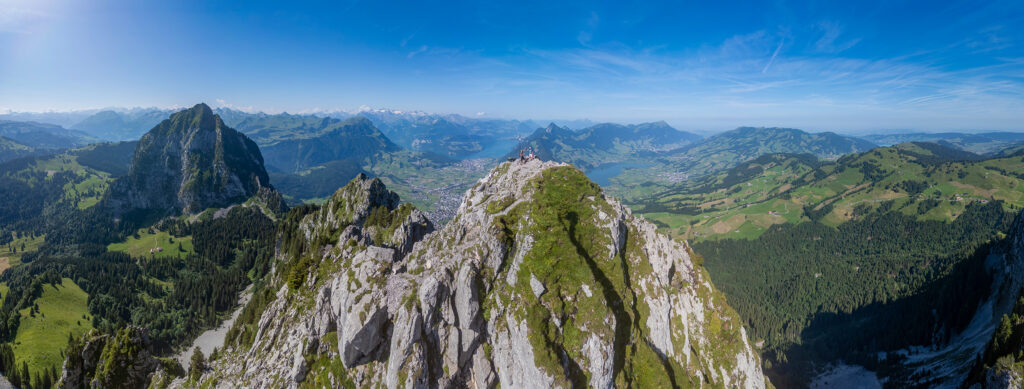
left=106, top=104, right=271, bottom=218
left=175, top=103, right=219, bottom=130
left=345, top=115, right=374, bottom=126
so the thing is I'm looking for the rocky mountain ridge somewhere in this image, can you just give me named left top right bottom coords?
left=186, top=159, right=765, bottom=388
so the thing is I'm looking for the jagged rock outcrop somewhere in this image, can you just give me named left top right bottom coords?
left=194, top=160, right=765, bottom=388
left=105, top=103, right=270, bottom=219
left=58, top=326, right=173, bottom=389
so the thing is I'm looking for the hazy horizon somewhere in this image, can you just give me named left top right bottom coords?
left=2, top=0, right=1022, bottom=132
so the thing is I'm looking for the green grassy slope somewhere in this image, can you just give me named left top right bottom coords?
left=1, top=232, right=46, bottom=268
left=585, top=127, right=876, bottom=201
left=637, top=142, right=1024, bottom=241
left=0, top=136, right=36, bottom=163
left=12, top=278, right=94, bottom=374
left=107, top=228, right=194, bottom=258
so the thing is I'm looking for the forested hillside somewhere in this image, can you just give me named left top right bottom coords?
left=0, top=105, right=288, bottom=388
left=627, top=141, right=1024, bottom=385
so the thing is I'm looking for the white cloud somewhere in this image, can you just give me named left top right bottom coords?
left=213, top=99, right=256, bottom=113
left=407, top=45, right=428, bottom=58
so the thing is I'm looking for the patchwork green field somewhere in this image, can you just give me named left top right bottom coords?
left=634, top=143, right=1024, bottom=241
left=11, top=278, right=94, bottom=375
left=107, top=228, right=194, bottom=258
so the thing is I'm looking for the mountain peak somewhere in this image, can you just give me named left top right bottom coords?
left=104, top=105, right=271, bottom=219
left=297, top=172, right=433, bottom=259
left=191, top=102, right=213, bottom=113
left=173, top=102, right=218, bottom=131
left=344, top=115, right=374, bottom=127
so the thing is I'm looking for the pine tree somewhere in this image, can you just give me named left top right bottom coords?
left=189, top=347, right=205, bottom=381
left=41, top=367, right=52, bottom=389
left=20, top=361, right=29, bottom=388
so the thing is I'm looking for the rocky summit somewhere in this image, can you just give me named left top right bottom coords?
left=185, top=159, right=764, bottom=388
left=105, top=103, right=270, bottom=219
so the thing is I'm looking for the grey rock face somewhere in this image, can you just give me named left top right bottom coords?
left=58, top=326, right=162, bottom=389
left=57, top=331, right=108, bottom=389
left=985, top=368, right=1023, bottom=389
left=194, top=160, right=766, bottom=388
left=391, top=210, right=434, bottom=258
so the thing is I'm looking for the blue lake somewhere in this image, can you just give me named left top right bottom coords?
left=586, top=162, right=653, bottom=187
left=463, top=139, right=518, bottom=159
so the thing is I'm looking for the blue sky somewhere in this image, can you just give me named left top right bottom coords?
left=0, top=0, right=1022, bottom=132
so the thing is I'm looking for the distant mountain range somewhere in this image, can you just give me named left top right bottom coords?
left=69, top=108, right=172, bottom=141
left=354, top=110, right=542, bottom=159
left=1, top=108, right=596, bottom=160
left=674, top=126, right=876, bottom=165
left=259, top=116, right=403, bottom=173
left=0, top=120, right=95, bottom=149
left=861, top=131, right=1024, bottom=154
left=510, top=121, right=702, bottom=170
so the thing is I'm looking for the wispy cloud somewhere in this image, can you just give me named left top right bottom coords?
left=814, top=22, right=861, bottom=53
left=400, top=33, right=416, bottom=48
left=762, top=40, right=784, bottom=74
left=407, top=45, right=429, bottom=58
left=456, top=27, right=1024, bottom=129
left=577, top=11, right=600, bottom=46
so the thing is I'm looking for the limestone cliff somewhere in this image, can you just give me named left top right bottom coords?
left=189, top=160, right=765, bottom=388
left=58, top=326, right=182, bottom=389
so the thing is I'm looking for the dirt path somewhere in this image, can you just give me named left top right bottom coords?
left=0, top=257, right=10, bottom=275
